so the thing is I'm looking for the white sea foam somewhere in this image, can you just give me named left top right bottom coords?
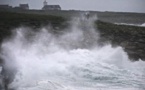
left=1, top=15, right=145, bottom=90
left=115, top=22, right=145, bottom=27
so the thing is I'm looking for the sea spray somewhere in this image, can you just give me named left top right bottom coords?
left=0, top=15, right=145, bottom=90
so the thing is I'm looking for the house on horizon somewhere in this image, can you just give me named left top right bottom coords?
left=42, top=0, right=61, bottom=10
left=0, top=5, right=12, bottom=9
left=19, top=4, right=29, bottom=10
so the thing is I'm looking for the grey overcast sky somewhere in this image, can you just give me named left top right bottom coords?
left=0, top=0, right=145, bottom=13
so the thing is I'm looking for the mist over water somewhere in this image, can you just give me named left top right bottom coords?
left=0, top=15, right=145, bottom=90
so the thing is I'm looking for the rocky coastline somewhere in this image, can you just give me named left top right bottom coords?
left=0, top=11, right=145, bottom=61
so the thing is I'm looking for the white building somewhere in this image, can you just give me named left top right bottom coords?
left=42, top=0, right=61, bottom=10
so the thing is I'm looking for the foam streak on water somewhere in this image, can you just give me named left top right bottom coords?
left=1, top=15, right=145, bottom=90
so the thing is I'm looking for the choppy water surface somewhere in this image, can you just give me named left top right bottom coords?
left=1, top=16, right=145, bottom=90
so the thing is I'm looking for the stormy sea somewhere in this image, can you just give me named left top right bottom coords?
left=0, top=15, right=145, bottom=90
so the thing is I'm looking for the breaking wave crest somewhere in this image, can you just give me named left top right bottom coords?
left=0, top=15, right=145, bottom=90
